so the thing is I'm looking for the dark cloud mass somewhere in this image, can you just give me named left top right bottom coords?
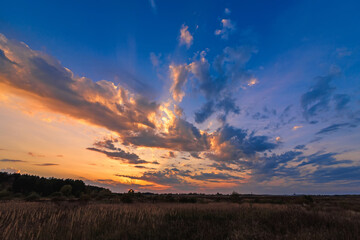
left=87, top=140, right=149, bottom=164
left=301, top=74, right=335, bottom=119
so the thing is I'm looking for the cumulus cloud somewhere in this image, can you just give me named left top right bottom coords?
left=169, top=64, right=189, bottom=102
left=206, top=124, right=277, bottom=163
left=215, top=19, right=236, bottom=39
left=179, top=24, right=193, bottom=48
left=189, top=47, right=256, bottom=123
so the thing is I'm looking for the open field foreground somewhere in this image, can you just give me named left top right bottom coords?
left=1, top=200, right=360, bottom=240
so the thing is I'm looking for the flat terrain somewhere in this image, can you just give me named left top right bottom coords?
left=1, top=196, right=360, bottom=240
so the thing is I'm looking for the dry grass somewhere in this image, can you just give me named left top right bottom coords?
left=0, top=201, right=359, bottom=240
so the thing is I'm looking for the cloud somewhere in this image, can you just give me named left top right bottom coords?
left=0, top=168, right=21, bottom=174
left=294, top=144, right=306, bottom=150
left=298, top=152, right=352, bottom=167
left=206, top=124, right=277, bottom=163
left=117, top=168, right=191, bottom=186
left=215, top=19, right=236, bottom=39
left=149, top=0, right=156, bottom=13
left=179, top=25, right=193, bottom=48
left=292, top=125, right=303, bottom=131
left=333, top=94, right=350, bottom=111
left=310, top=165, right=360, bottom=183
left=33, top=163, right=59, bottom=166
left=28, top=152, right=45, bottom=157
left=87, top=139, right=149, bottom=164
left=194, top=101, right=215, bottom=124
left=0, top=159, right=26, bottom=163
left=316, top=123, right=356, bottom=135
left=169, top=64, right=189, bottom=102
left=150, top=52, right=161, bottom=67
left=301, top=74, right=335, bottom=119
left=190, top=172, right=243, bottom=182
left=0, top=34, right=159, bottom=136
left=189, top=47, right=255, bottom=123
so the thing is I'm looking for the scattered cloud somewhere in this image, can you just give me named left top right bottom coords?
left=87, top=139, right=149, bottom=164
left=0, top=168, right=21, bottom=174
left=33, top=163, right=59, bottom=166
left=215, top=19, right=236, bottom=39
left=292, top=125, right=303, bottom=131
left=28, top=152, right=45, bottom=157
left=0, top=159, right=26, bottom=163
left=316, top=123, right=356, bottom=135
left=179, top=24, right=193, bottom=48
left=170, top=64, right=189, bottom=102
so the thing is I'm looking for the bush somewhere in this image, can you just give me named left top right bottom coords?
left=179, top=196, right=197, bottom=203
left=25, top=192, right=40, bottom=201
left=121, top=194, right=133, bottom=203
left=0, top=190, right=11, bottom=199
left=60, top=185, right=72, bottom=197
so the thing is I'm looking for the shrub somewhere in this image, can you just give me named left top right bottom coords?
left=0, top=190, right=11, bottom=199
left=121, top=194, right=133, bottom=203
left=25, top=192, right=40, bottom=201
left=60, top=185, right=72, bottom=197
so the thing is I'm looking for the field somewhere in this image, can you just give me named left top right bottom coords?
left=1, top=196, right=360, bottom=240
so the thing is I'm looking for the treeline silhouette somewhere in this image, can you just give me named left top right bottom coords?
left=0, top=172, right=109, bottom=200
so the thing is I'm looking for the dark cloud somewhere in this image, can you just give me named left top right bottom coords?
left=190, top=46, right=255, bottom=124
left=309, top=166, right=360, bottom=183
left=333, top=94, right=350, bottom=111
left=298, top=152, right=352, bottom=167
left=316, top=123, right=356, bottom=135
left=34, top=163, right=59, bottom=166
left=190, top=152, right=202, bottom=159
left=190, top=172, right=243, bottom=182
left=209, top=163, right=240, bottom=171
left=87, top=147, right=148, bottom=164
left=116, top=168, right=192, bottom=186
left=87, top=139, right=150, bottom=164
left=168, top=151, right=176, bottom=158
left=294, top=145, right=306, bottom=150
left=0, top=159, right=26, bottom=163
left=301, top=74, right=335, bottom=119
left=194, top=101, right=215, bottom=123
left=206, top=125, right=277, bottom=163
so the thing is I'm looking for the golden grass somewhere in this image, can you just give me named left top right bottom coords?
left=0, top=201, right=359, bottom=240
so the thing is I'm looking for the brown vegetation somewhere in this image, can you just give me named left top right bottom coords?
left=0, top=198, right=360, bottom=240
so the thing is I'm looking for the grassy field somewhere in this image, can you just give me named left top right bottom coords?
left=1, top=197, right=360, bottom=240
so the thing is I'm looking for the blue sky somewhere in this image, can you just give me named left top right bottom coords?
left=0, top=0, right=360, bottom=193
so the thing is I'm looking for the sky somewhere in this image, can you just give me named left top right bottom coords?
left=0, top=0, right=360, bottom=194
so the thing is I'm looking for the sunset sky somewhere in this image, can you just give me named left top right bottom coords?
left=1, top=0, right=360, bottom=194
